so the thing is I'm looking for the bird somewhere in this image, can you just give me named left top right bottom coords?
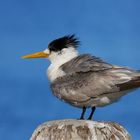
left=22, top=35, right=140, bottom=120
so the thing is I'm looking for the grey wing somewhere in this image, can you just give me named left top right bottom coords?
left=52, top=54, right=140, bottom=106
left=53, top=54, right=117, bottom=100
left=61, top=54, right=140, bottom=89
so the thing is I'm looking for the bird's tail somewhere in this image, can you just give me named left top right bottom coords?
left=117, top=70, right=140, bottom=91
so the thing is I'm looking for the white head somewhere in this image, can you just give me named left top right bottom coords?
left=22, top=35, right=80, bottom=81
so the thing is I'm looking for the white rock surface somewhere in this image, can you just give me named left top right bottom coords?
left=30, top=119, right=131, bottom=140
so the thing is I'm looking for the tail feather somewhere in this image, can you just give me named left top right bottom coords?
left=117, top=76, right=140, bottom=91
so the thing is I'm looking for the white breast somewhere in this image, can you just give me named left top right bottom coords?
left=47, top=64, right=65, bottom=82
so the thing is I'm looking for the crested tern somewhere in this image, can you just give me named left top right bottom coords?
left=22, top=35, right=140, bottom=119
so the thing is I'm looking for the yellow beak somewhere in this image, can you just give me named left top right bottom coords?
left=22, top=51, right=49, bottom=59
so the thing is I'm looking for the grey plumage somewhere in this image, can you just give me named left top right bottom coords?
left=51, top=54, right=140, bottom=108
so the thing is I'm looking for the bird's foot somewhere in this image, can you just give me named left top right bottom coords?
left=87, top=116, right=94, bottom=120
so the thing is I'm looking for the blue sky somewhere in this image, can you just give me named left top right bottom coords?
left=0, top=0, right=140, bottom=139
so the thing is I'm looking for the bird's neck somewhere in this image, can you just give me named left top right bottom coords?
left=47, top=48, right=79, bottom=82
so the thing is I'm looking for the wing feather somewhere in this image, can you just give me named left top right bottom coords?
left=51, top=54, right=140, bottom=105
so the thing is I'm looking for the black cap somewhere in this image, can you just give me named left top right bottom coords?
left=48, top=34, right=80, bottom=52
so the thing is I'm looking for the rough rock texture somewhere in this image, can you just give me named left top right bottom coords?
left=30, top=119, right=131, bottom=140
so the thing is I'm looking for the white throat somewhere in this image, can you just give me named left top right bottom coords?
left=46, top=47, right=78, bottom=82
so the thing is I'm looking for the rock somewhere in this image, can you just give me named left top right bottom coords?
left=30, top=119, right=131, bottom=140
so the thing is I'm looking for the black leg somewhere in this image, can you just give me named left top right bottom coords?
left=80, top=107, right=87, bottom=119
left=88, top=107, right=96, bottom=120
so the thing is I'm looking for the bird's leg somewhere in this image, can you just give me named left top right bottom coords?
left=80, top=107, right=87, bottom=120
left=88, top=107, right=96, bottom=120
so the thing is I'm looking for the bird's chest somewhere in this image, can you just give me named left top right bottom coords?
left=47, top=64, right=65, bottom=82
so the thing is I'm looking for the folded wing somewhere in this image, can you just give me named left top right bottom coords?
left=51, top=54, right=140, bottom=105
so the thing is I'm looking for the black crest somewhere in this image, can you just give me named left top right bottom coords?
left=48, top=34, right=80, bottom=52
